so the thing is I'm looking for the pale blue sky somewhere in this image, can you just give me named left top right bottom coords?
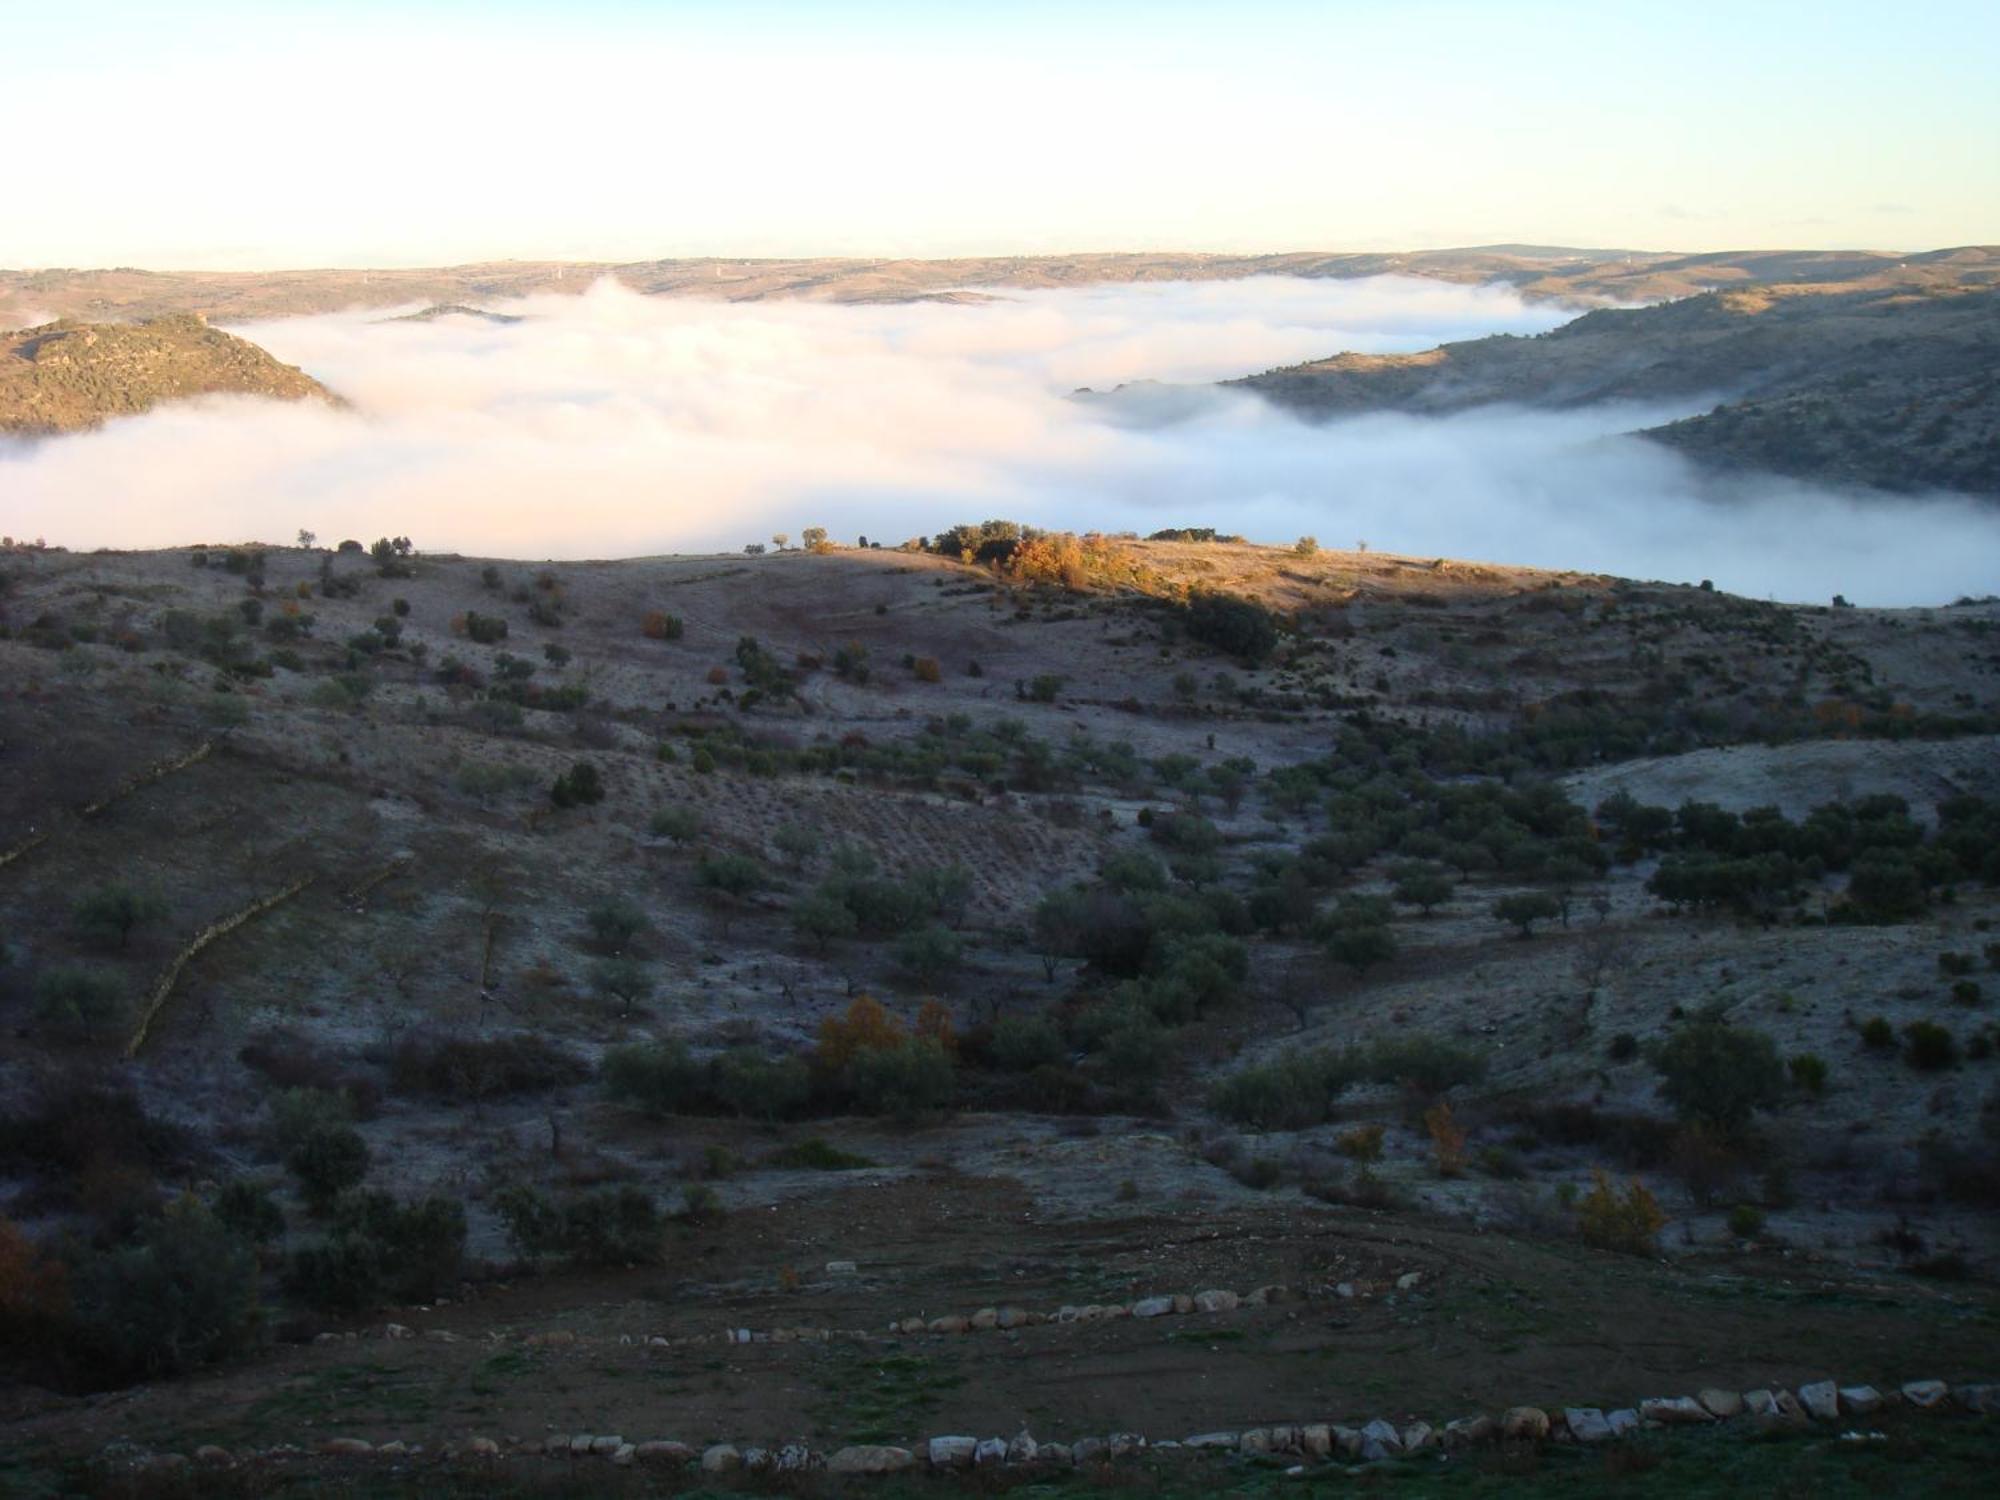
left=3, top=0, right=1994, bottom=268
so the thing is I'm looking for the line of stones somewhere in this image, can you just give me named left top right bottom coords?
left=129, top=1377, right=1998, bottom=1477
left=322, top=1277, right=1366, bottom=1354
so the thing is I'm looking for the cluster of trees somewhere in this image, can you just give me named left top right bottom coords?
left=603, top=995, right=957, bottom=1124
left=1598, top=790, right=1997, bottom=922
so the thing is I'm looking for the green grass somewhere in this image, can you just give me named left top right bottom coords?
left=807, top=1349, right=967, bottom=1444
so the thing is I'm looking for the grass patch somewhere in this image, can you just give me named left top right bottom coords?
left=766, top=1137, right=879, bottom=1170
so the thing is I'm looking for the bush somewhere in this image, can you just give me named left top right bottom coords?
left=285, top=1193, right=466, bottom=1311
left=1360, top=1033, right=1487, bottom=1096
left=843, top=1038, right=954, bottom=1121
left=1575, top=1170, right=1666, bottom=1255
left=767, top=1139, right=876, bottom=1171
left=1860, top=1015, right=1896, bottom=1050
left=71, top=885, right=167, bottom=950
left=1727, top=1203, right=1766, bottom=1239
left=495, top=1186, right=662, bottom=1267
left=1787, top=1052, right=1828, bottom=1096
left=1494, top=892, right=1561, bottom=937
left=550, top=760, right=605, bottom=809
left=1183, top=591, right=1278, bottom=663
left=1336, top=1123, right=1385, bottom=1161
left=1951, top=979, right=1983, bottom=1006
left=1651, top=1014, right=1783, bottom=1136
left=988, top=1014, right=1065, bottom=1073
left=893, top=925, right=963, bottom=986
left=641, top=611, right=684, bottom=640
left=1904, top=1020, right=1957, bottom=1071
left=286, top=1125, right=369, bottom=1214
left=69, top=1201, right=262, bottom=1385
left=33, top=965, right=127, bottom=1040
left=212, top=1180, right=286, bottom=1246
left=602, top=1040, right=705, bottom=1116
left=1210, top=1052, right=1348, bottom=1131
left=649, top=805, right=703, bottom=843
left=385, top=1032, right=587, bottom=1099
left=709, top=1049, right=812, bottom=1121
left=586, top=898, right=647, bottom=952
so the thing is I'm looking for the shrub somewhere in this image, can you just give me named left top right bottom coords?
left=286, top=1126, right=369, bottom=1214
left=1360, top=1034, right=1487, bottom=1096
left=1336, top=1123, right=1385, bottom=1161
left=1904, top=1020, right=1957, bottom=1071
left=1860, top=1015, right=1896, bottom=1050
left=586, top=898, right=647, bottom=952
left=912, top=656, right=942, bottom=683
left=69, top=1201, right=262, bottom=1383
left=0, top=1217, right=69, bottom=1354
left=1608, top=1032, right=1640, bottom=1063
left=71, top=886, right=167, bottom=950
left=1494, top=892, right=1562, bottom=937
left=893, top=925, right=963, bottom=986
left=649, top=805, right=703, bottom=843
left=1183, top=591, right=1278, bottom=663
left=988, top=1014, right=1064, bottom=1073
left=386, top=1032, right=588, bottom=1098
left=602, top=1040, right=706, bottom=1115
left=1951, top=979, right=1983, bottom=1006
left=641, top=611, right=685, bottom=640
left=550, top=760, right=605, bottom=809
left=212, top=1180, right=286, bottom=1246
left=1651, top=1014, right=1783, bottom=1136
left=1728, top=1203, right=1766, bottom=1239
left=709, top=1049, right=812, bottom=1121
left=1787, top=1053, right=1828, bottom=1096
left=1293, top=536, right=1318, bottom=557
left=32, top=965, right=127, bottom=1040
left=843, top=1039, right=954, bottom=1121
left=1575, top=1170, right=1666, bottom=1255
left=1210, top=1052, right=1348, bottom=1131
left=1425, top=1099, right=1468, bottom=1176
left=495, top=1186, right=661, bottom=1267
left=767, top=1138, right=876, bottom=1171
left=286, top=1193, right=466, bottom=1311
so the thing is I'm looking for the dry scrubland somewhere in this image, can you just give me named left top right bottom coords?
left=2, top=529, right=1998, bottom=1485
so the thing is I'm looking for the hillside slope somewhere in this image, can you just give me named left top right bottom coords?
left=0, top=314, right=334, bottom=436
left=1234, top=281, right=2000, bottom=495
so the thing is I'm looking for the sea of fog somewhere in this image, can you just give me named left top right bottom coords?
left=5, top=275, right=1997, bottom=606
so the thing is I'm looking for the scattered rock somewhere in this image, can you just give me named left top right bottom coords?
left=1006, top=1429, right=1039, bottom=1464
left=1194, top=1289, right=1240, bottom=1313
left=375, top=1440, right=408, bottom=1458
left=828, top=1446, right=915, bottom=1475
left=969, top=1307, right=999, bottom=1330
left=825, top=1260, right=857, bottom=1275
left=1640, top=1396, right=1713, bottom=1425
left=1131, top=1296, right=1176, bottom=1319
left=1185, top=1432, right=1239, bottom=1449
left=1564, top=1408, right=1612, bottom=1443
left=1395, top=1272, right=1423, bottom=1291
left=610, top=1444, right=636, bottom=1467
left=1697, top=1388, right=1743, bottom=1419
left=1172, top=1293, right=1195, bottom=1314
left=464, top=1438, right=499, bottom=1458
left=383, top=1323, right=414, bottom=1340
left=700, top=1444, right=741, bottom=1473
left=1359, top=1418, right=1403, bottom=1461
left=928, top=1436, right=977, bottom=1468
left=1838, top=1386, right=1883, bottom=1417
left=1072, top=1436, right=1108, bottom=1464
left=1799, top=1381, right=1840, bottom=1422
left=320, top=1439, right=373, bottom=1457
left=193, top=1445, right=233, bottom=1466
left=1238, top=1428, right=1271, bottom=1454
left=974, top=1438, right=1007, bottom=1465
left=1605, top=1409, right=1640, bottom=1438
left=776, top=1443, right=817, bottom=1472
left=996, top=1306, right=1032, bottom=1329
left=1443, top=1415, right=1496, bottom=1447
left=1108, top=1432, right=1146, bottom=1458
left=1501, top=1407, right=1550, bottom=1441
left=1300, top=1424, right=1332, bottom=1458
left=1902, top=1380, right=1950, bottom=1409
left=1956, top=1385, right=1999, bottom=1414
left=928, top=1315, right=970, bottom=1335
left=1401, top=1421, right=1437, bottom=1452
left=588, top=1436, right=624, bottom=1456
left=634, top=1441, right=693, bottom=1464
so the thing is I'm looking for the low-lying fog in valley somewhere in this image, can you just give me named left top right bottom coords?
left=5, top=274, right=1996, bottom=605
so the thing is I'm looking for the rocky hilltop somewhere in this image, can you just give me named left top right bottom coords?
left=0, top=314, right=334, bottom=436
left=1234, top=276, right=2000, bottom=495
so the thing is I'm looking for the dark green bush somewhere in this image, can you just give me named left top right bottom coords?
left=285, top=1193, right=465, bottom=1311
left=69, top=1202, right=262, bottom=1385
left=550, top=760, right=605, bottom=808
left=286, top=1125, right=369, bottom=1214
left=1652, top=1015, right=1783, bottom=1135
left=494, top=1185, right=662, bottom=1267
left=843, top=1039, right=954, bottom=1121
left=1904, top=1021, right=1957, bottom=1071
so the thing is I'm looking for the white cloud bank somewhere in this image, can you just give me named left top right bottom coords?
left=3, top=275, right=1995, bottom=607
